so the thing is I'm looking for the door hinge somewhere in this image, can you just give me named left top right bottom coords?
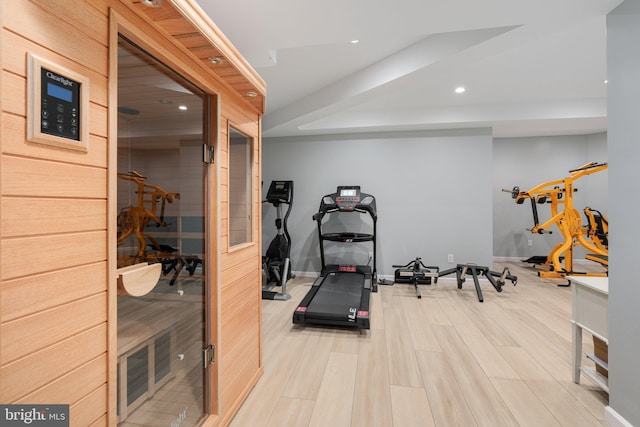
left=202, top=344, right=215, bottom=368
left=202, top=144, right=215, bottom=164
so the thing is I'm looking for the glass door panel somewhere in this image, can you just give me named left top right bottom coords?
left=116, top=36, right=207, bottom=426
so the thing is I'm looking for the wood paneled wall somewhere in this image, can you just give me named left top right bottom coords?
left=0, top=1, right=264, bottom=426
left=218, top=104, right=262, bottom=424
left=1, top=2, right=110, bottom=426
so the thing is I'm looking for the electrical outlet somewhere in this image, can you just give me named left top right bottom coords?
left=528, top=239, right=533, bottom=247
left=447, top=254, right=454, bottom=263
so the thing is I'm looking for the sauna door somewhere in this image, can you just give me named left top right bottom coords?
left=116, top=37, right=210, bottom=426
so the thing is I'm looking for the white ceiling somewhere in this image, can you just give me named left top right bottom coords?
left=195, top=0, right=623, bottom=138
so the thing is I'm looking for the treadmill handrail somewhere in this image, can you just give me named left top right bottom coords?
left=318, top=205, right=377, bottom=219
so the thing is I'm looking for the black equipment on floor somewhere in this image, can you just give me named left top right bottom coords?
left=293, top=186, right=377, bottom=329
left=522, top=255, right=550, bottom=265
left=583, top=207, right=609, bottom=267
left=392, top=257, right=439, bottom=299
left=438, top=263, right=517, bottom=302
left=522, top=255, right=564, bottom=266
left=262, top=180, right=294, bottom=300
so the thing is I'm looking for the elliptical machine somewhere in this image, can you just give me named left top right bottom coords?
left=262, top=180, right=294, bottom=300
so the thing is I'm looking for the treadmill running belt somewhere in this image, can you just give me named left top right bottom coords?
left=307, top=272, right=363, bottom=318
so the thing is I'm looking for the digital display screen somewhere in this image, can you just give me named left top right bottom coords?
left=340, top=189, right=357, bottom=197
left=47, top=82, right=73, bottom=103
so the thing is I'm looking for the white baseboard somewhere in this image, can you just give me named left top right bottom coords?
left=377, top=274, right=478, bottom=285
left=492, top=256, right=523, bottom=262
left=291, top=271, right=319, bottom=279
left=297, top=258, right=598, bottom=278
left=492, top=256, right=596, bottom=265
left=605, top=406, right=634, bottom=427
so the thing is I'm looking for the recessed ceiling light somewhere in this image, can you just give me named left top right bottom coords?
left=118, top=106, right=140, bottom=115
left=604, top=80, right=608, bottom=84
left=141, top=0, right=162, bottom=7
left=178, top=105, right=188, bottom=111
left=350, top=39, right=360, bottom=44
left=246, top=91, right=258, bottom=97
left=209, top=56, right=224, bottom=64
left=454, top=86, right=466, bottom=94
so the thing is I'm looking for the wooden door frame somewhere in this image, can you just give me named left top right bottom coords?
left=107, top=8, right=220, bottom=425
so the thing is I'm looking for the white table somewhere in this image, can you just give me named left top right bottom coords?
left=569, top=276, right=608, bottom=392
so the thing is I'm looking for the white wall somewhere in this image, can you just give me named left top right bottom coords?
left=492, top=134, right=608, bottom=259
left=262, top=129, right=493, bottom=277
left=607, top=2, right=640, bottom=425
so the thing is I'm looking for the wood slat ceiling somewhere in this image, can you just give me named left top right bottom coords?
left=129, top=0, right=266, bottom=115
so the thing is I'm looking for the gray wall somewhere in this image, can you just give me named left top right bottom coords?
left=587, top=133, right=609, bottom=210
left=262, top=129, right=493, bottom=277
left=492, top=134, right=608, bottom=259
left=607, top=2, right=640, bottom=425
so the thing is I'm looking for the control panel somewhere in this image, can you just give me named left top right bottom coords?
left=314, top=186, right=377, bottom=221
left=335, top=186, right=361, bottom=211
left=40, top=67, right=81, bottom=140
left=27, top=53, right=89, bottom=151
left=265, top=180, right=293, bottom=205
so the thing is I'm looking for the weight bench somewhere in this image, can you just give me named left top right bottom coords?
left=158, top=255, right=202, bottom=286
left=438, top=263, right=517, bottom=302
left=392, top=257, right=439, bottom=299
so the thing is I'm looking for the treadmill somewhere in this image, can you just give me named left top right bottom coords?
left=293, top=186, right=377, bottom=329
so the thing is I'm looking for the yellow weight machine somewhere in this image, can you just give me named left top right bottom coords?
left=117, top=171, right=202, bottom=286
left=503, top=162, right=608, bottom=281
left=117, top=171, right=180, bottom=261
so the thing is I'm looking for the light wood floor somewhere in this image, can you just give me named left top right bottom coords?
left=230, top=261, right=609, bottom=427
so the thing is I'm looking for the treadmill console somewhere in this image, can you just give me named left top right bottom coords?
left=265, top=180, right=293, bottom=205
left=335, top=186, right=361, bottom=211
left=316, top=185, right=377, bottom=219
